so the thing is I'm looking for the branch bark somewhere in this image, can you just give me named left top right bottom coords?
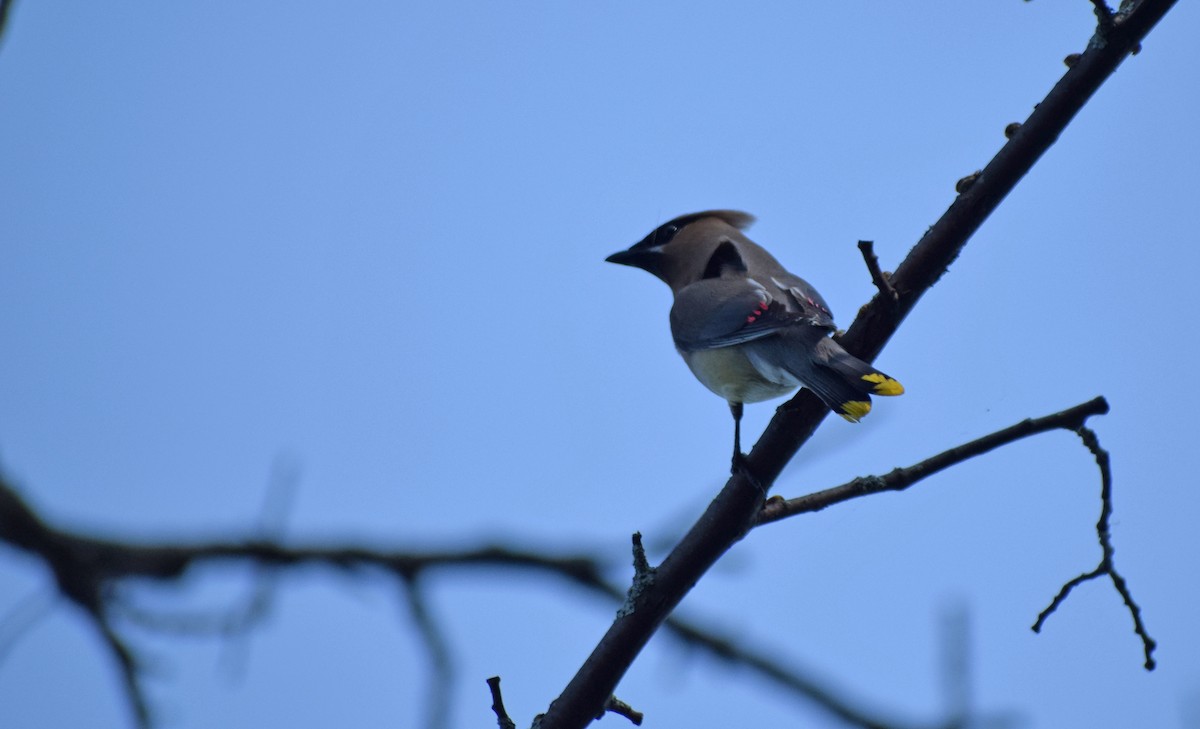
left=536, top=2, right=1178, bottom=726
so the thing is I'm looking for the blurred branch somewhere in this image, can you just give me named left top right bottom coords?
left=0, top=587, right=55, bottom=664
left=0, top=472, right=974, bottom=729
left=0, top=0, right=14, bottom=49
left=536, top=1, right=1177, bottom=726
left=0, top=472, right=613, bottom=728
left=96, top=610, right=153, bottom=727
left=939, top=604, right=971, bottom=728
left=215, top=456, right=298, bottom=677
left=401, top=576, right=454, bottom=729
left=662, top=616, right=948, bottom=729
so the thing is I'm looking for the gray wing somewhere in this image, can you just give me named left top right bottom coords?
left=770, top=275, right=836, bottom=329
left=669, top=277, right=804, bottom=352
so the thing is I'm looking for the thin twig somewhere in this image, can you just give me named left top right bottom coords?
left=112, top=588, right=272, bottom=637
left=618, top=532, right=656, bottom=619
left=602, top=695, right=643, bottom=726
left=218, top=457, right=299, bottom=677
left=661, top=616, right=938, bottom=729
left=0, top=588, right=56, bottom=665
left=858, top=241, right=898, bottom=301
left=95, top=612, right=153, bottom=729
left=488, top=676, right=518, bottom=729
left=939, top=604, right=971, bottom=727
left=630, top=532, right=652, bottom=579
left=402, top=576, right=454, bottom=729
left=756, top=397, right=1109, bottom=525
left=1032, top=426, right=1156, bottom=670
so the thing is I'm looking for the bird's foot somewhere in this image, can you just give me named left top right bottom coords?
left=731, top=451, right=765, bottom=495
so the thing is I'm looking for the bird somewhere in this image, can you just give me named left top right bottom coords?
left=605, top=210, right=903, bottom=470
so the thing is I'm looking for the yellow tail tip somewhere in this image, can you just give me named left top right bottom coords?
left=838, top=400, right=872, bottom=422
left=861, top=373, right=904, bottom=396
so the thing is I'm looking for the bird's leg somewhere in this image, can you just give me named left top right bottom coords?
left=729, top=401, right=766, bottom=493
left=729, top=401, right=744, bottom=473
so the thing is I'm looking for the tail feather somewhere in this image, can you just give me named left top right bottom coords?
left=743, top=334, right=903, bottom=422
left=796, top=367, right=876, bottom=422
left=807, top=338, right=904, bottom=422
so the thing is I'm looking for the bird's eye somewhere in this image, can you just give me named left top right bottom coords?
left=656, top=224, right=678, bottom=244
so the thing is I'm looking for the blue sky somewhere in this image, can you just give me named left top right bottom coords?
left=2, top=2, right=1198, bottom=728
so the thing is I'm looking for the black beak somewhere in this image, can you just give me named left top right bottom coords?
left=605, top=247, right=659, bottom=272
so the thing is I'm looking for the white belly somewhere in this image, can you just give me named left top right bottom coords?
left=681, top=347, right=797, bottom=404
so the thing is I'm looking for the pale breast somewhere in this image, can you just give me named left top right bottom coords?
left=680, top=347, right=797, bottom=404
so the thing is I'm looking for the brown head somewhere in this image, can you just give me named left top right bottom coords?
left=605, top=210, right=762, bottom=294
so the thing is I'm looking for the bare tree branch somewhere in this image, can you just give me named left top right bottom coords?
left=401, top=576, right=454, bottom=729
left=938, top=604, right=971, bottom=729
left=0, top=2, right=1175, bottom=727
left=755, top=397, right=1109, bottom=525
left=489, top=676, right=518, bottom=729
left=0, top=0, right=14, bottom=49
left=96, top=609, right=153, bottom=729
left=662, top=616, right=942, bottom=729
left=0, top=471, right=984, bottom=729
left=857, top=240, right=899, bottom=301
left=535, top=2, right=1177, bottom=725
left=602, top=695, right=643, bottom=726
left=1032, top=426, right=1156, bottom=669
left=754, top=396, right=1154, bottom=667
left=0, top=587, right=55, bottom=665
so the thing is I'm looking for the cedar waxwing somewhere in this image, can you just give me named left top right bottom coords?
left=606, top=210, right=903, bottom=466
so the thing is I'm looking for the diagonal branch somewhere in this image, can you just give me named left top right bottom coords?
left=662, top=617, right=939, bottom=729
left=535, top=2, right=1177, bottom=726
